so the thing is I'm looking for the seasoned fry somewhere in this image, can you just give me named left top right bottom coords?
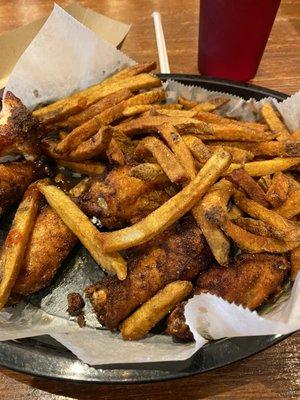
left=135, top=136, right=189, bottom=183
left=158, top=123, right=196, bottom=179
left=178, top=96, right=198, bottom=109
left=257, top=175, right=272, bottom=192
left=226, top=157, right=300, bottom=176
left=207, top=145, right=254, bottom=163
left=155, top=109, right=198, bottom=118
left=234, top=217, right=283, bottom=239
left=129, top=163, right=169, bottom=184
left=291, top=245, right=300, bottom=281
left=121, top=281, right=192, bottom=340
left=226, top=168, right=270, bottom=207
left=0, top=185, right=41, bottom=309
left=274, top=187, right=300, bottom=218
left=106, top=138, right=125, bottom=166
left=34, top=73, right=161, bottom=124
left=57, top=160, right=106, bottom=176
left=122, top=104, right=152, bottom=117
left=192, top=97, right=230, bottom=112
left=200, top=179, right=233, bottom=222
left=37, top=181, right=127, bottom=280
left=266, top=172, right=290, bottom=207
left=183, top=134, right=212, bottom=163
left=233, top=190, right=300, bottom=241
left=261, top=101, right=290, bottom=141
left=102, top=149, right=231, bottom=252
left=103, top=62, right=157, bottom=84
left=228, top=204, right=244, bottom=219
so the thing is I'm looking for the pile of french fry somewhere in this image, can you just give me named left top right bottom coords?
left=1, top=62, right=299, bottom=340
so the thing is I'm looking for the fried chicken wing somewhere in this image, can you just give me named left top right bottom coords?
left=77, top=166, right=170, bottom=228
left=12, top=205, right=77, bottom=295
left=167, top=253, right=289, bottom=340
left=85, top=219, right=207, bottom=330
left=0, top=92, right=41, bottom=160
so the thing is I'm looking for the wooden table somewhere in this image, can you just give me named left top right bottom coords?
left=0, top=0, right=299, bottom=399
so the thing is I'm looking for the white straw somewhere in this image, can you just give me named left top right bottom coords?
left=151, top=12, right=170, bottom=73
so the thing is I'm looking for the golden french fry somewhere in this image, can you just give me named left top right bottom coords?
left=192, top=97, right=230, bottom=113
left=122, top=104, right=152, bottom=117
left=234, top=217, right=283, bottom=240
left=226, top=168, right=270, bottom=207
left=121, top=281, right=192, bottom=340
left=57, top=160, right=106, bottom=176
left=178, top=96, right=198, bottom=109
left=103, top=62, right=157, bottom=84
left=226, top=157, right=300, bottom=176
left=207, top=144, right=254, bottom=164
left=257, top=175, right=272, bottom=192
left=228, top=204, right=244, bottom=219
left=291, top=245, right=300, bottom=281
left=155, top=109, right=198, bottom=118
left=129, top=163, right=169, bottom=184
left=37, top=182, right=127, bottom=280
left=135, top=136, right=189, bottom=183
left=183, top=134, right=212, bottom=164
left=158, top=123, right=197, bottom=179
left=106, top=138, right=125, bottom=166
left=274, top=187, right=300, bottom=218
left=233, top=190, right=300, bottom=242
left=261, top=101, right=291, bottom=141
left=0, top=185, right=41, bottom=309
left=102, top=149, right=231, bottom=252
left=34, top=73, right=161, bottom=124
left=156, top=104, right=183, bottom=110
left=266, top=172, right=290, bottom=207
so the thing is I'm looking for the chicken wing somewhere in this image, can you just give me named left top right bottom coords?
left=12, top=205, right=77, bottom=295
left=166, top=253, right=289, bottom=340
left=85, top=218, right=207, bottom=330
left=77, top=166, right=170, bottom=228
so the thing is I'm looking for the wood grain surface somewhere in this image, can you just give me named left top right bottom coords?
left=0, top=0, right=299, bottom=399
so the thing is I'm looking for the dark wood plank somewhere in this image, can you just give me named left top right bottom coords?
left=0, top=1, right=299, bottom=399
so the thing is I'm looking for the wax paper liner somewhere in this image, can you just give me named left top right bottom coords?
left=0, top=4, right=299, bottom=366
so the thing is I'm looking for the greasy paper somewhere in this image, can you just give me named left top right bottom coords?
left=0, top=1, right=130, bottom=88
left=0, top=5, right=299, bottom=366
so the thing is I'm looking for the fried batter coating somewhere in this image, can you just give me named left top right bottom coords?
left=12, top=206, right=77, bottom=295
left=167, top=253, right=289, bottom=340
left=77, top=166, right=170, bottom=228
left=85, top=219, right=207, bottom=330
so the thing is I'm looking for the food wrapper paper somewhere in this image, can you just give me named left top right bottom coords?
left=0, top=5, right=299, bottom=366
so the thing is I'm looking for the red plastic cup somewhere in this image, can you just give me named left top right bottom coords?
left=198, top=0, right=281, bottom=81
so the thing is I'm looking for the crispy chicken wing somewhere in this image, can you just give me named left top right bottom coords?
left=12, top=205, right=77, bottom=295
left=77, top=166, right=170, bottom=228
left=85, top=218, right=208, bottom=330
left=0, top=92, right=41, bottom=160
left=167, top=253, right=289, bottom=340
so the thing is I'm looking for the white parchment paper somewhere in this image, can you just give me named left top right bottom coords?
left=0, top=5, right=299, bottom=366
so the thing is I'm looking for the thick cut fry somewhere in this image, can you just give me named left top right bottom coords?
left=207, top=145, right=254, bottom=164
left=226, top=168, right=270, bottom=207
left=233, top=190, right=300, bottom=241
left=56, top=88, right=166, bottom=154
left=135, top=136, right=189, bottom=183
left=274, top=187, right=300, bottom=218
left=37, top=182, right=127, bottom=280
left=158, top=123, right=196, bottom=179
left=266, top=172, right=290, bottom=207
left=200, top=179, right=233, bottom=221
left=121, top=281, right=192, bottom=340
left=34, top=73, right=161, bottom=124
left=0, top=185, right=41, bottom=309
left=102, top=149, right=231, bottom=252
left=291, top=245, right=300, bottom=281
left=234, top=217, right=283, bottom=239
left=261, top=101, right=290, bottom=141
left=58, top=160, right=106, bottom=176
left=208, top=211, right=299, bottom=253
left=226, top=158, right=300, bottom=176
left=183, top=135, right=212, bottom=163
left=228, top=204, right=244, bottom=219
left=129, top=163, right=169, bottom=184
left=106, top=138, right=125, bottom=166
left=257, top=175, right=272, bottom=192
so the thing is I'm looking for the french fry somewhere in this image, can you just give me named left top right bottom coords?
left=266, top=172, right=290, bottom=207
left=228, top=204, right=244, bottom=219
left=0, top=185, right=41, bottom=309
left=102, top=62, right=157, bottom=84
left=291, top=128, right=300, bottom=141
left=135, top=136, right=189, bottom=183
left=233, top=190, right=300, bottom=241
left=102, top=149, right=231, bottom=252
left=225, top=168, right=270, bottom=207
left=69, top=178, right=90, bottom=197
left=158, top=123, right=197, bottom=179
left=129, top=163, right=169, bottom=184
left=34, top=73, right=161, bottom=124
left=178, top=96, right=198, bottom=109
left=209, top=212, right=299, bottom=253
left=261, top=101, right=291, bottom=141
left=291, top=245, right=300, bottom=281
left=183, top=134, right=212, bottom=163
left=156, top=104, right=183, bottom=110
left=206, top=145, right=254, bottom=164
left=37, top=181, right=127, bottom=280
left=121, top=281, right=192, bottom=340
left=234, top=217, right=283, bottom=239
left=55, top=88, right=166, bottom=154
left=257, top=175, right=272, bottom=192
left=106, top=138, right=125, bottom=166
left=192, top=97, right=230, bottom=112
left=122, top=104, right=152, bottom=117
left=274, top=187, right=300, bottom=218
left=226, top=157, right=300, bottom=176
left=155, top=109, right=198, bottom=118
left=57, top=160, right=106, bottom=176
